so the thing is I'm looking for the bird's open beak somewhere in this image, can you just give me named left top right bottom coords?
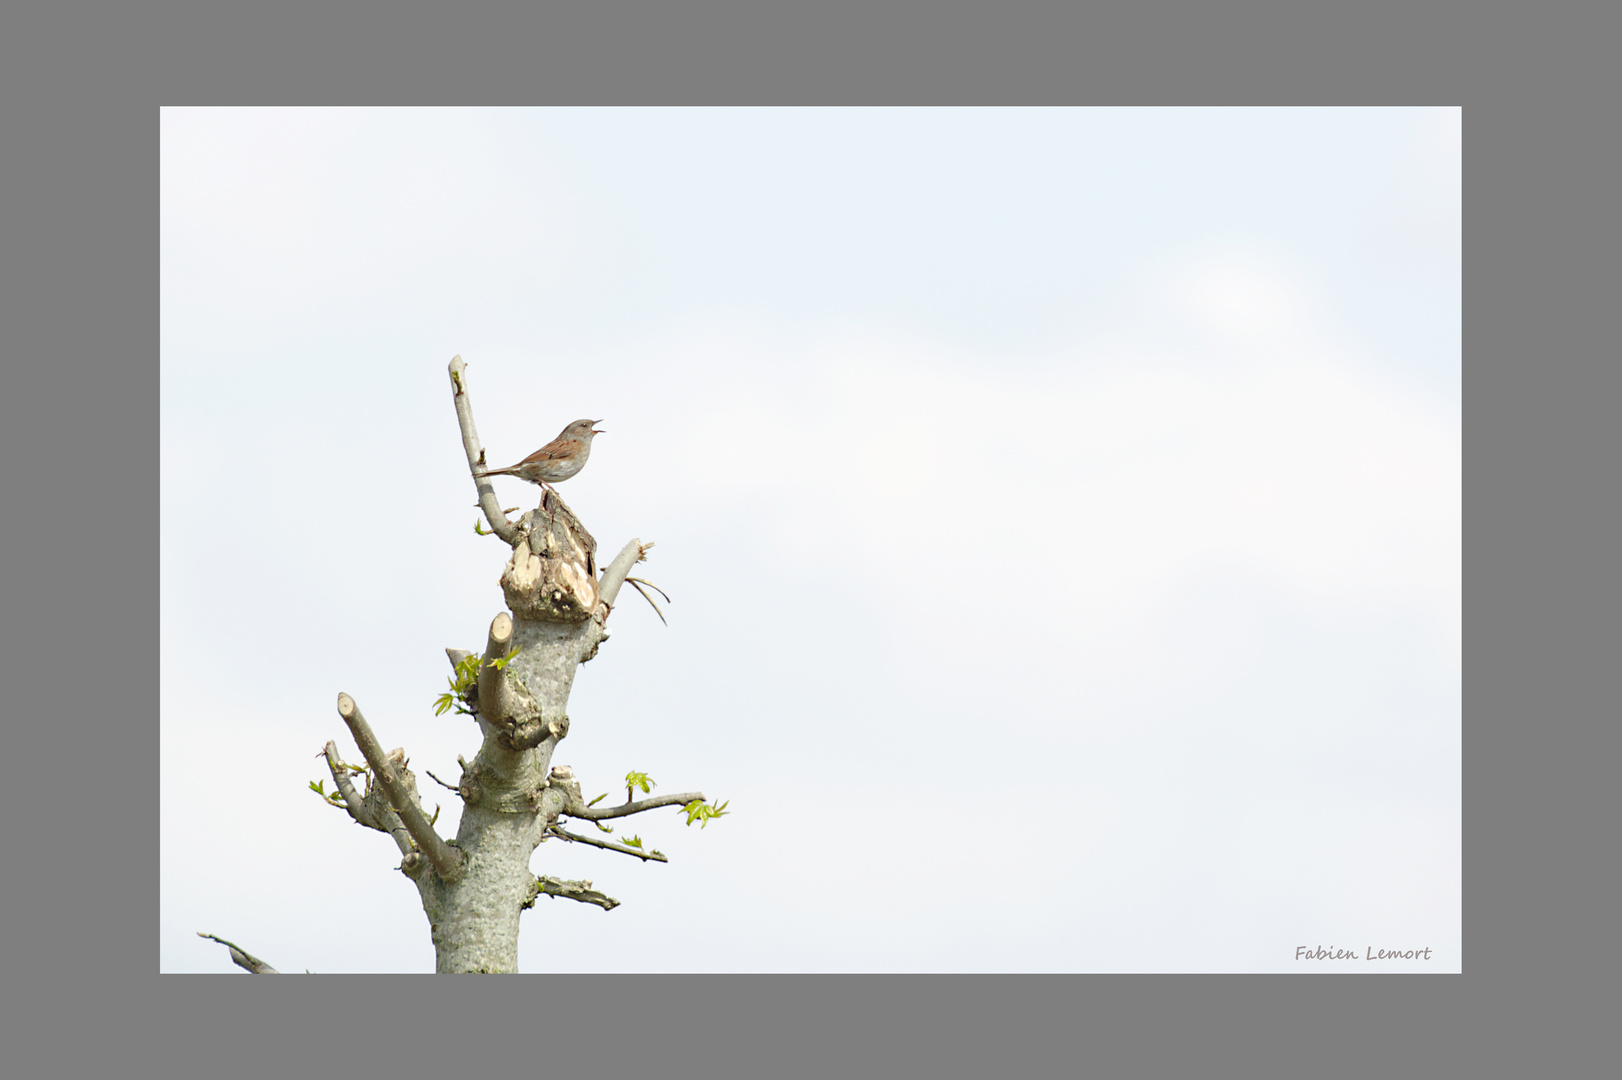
left=593, top=420, right=606, bottom=433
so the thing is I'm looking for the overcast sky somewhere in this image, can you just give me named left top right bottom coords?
left=161, top=107, right=1460, bottom=972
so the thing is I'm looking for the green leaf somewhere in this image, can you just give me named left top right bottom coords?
left=435, top=652, right=487, bottom=716
left=594, top=821, right=614, bottom=833
left=681, top=798, right=731, bottom=827
left=621, top=835, right=643, bottom=849
left=309, top=780, right=325, bottom=795
left=625, top=771, right=655, bottom=796
left=587, top=793, right=608, bottom=807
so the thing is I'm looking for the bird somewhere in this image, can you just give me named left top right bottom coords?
left=476, top=419, right=604, bottom=495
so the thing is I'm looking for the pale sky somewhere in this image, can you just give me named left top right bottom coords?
left=161, top=107, right=1461, bottom=972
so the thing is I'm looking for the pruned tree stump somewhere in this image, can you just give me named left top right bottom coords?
left=500, top=490, right=599, bottom=623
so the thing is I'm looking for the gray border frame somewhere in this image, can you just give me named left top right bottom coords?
left=12, top=0, right=1541, bottom=1075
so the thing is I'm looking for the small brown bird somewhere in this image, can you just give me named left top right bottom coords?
left=476, top=419, right=604, bottom=494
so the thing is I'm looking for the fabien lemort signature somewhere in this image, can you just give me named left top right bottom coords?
left=1296, top=946, right=1434, bottom=962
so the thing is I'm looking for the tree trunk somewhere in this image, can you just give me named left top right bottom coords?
left=420, top=491, right=621, bottom=973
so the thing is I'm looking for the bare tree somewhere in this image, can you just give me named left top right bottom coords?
left=202, top=356, right=726, bottom=973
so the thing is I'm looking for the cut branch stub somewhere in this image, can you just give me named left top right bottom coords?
left=478, top=613, right=517, bottom=724
left=479, top=611, right=554, bottom=750
left=500, top=491, right=599, bottom=623
left=596, top=538, right=651, bottom=614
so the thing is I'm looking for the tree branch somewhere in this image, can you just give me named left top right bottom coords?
left=598, top=538, right=653, bottom=612
left=336, top=693, right=464, bottom=882
left=323, top=741, right=372, bottom=824
left=525, top=875, right=620, bottom=912
left=448, top=354, right=521, bottom=545
left=565, top=792, right=706, bottom=821
left=197, top=932, right=280, bottom=973
left=324, top=741, right=415, bottom=853
left=424, top=769, right=461, bottom=794
left=548, top=825, right=669, bottom=863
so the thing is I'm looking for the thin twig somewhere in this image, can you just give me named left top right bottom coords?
left=625, top=578, right=668, bottom=625
left=625, top=577, right=671, bottom=603
left=425, top=769, right=461, bottom=794
left=548, top=825, right=669, bottom=863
